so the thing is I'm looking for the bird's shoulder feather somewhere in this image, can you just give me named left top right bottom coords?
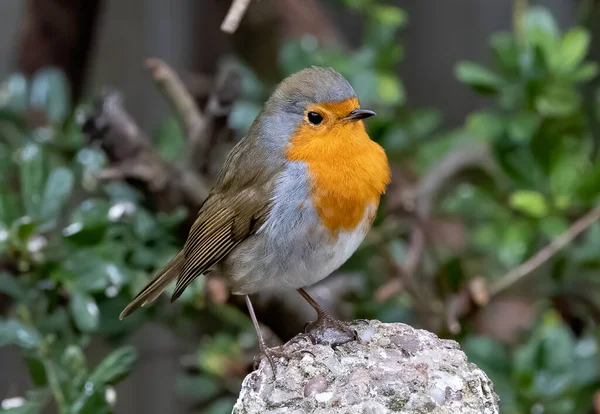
left=172, top=133, right=285, bottom=300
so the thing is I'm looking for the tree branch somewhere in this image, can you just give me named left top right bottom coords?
left=490, top=203, right=600, bottom=297
left=221, top=0, right=252, bottom=34
left=145, top=58, right=241, bottom=174
left=145, top=58, right=205, bottom=148
left=83, top=91, right=209, bottom=211
left=377, top=144, right=497, bottom=302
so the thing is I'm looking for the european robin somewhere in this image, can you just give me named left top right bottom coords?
left=120, top=66, right=390, bottom=361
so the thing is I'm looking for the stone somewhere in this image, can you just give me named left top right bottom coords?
left=233, top=320, right=499, bottom=414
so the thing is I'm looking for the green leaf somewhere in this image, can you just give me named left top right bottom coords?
left=523, top=6, right=559, bottom=59
left=64, top=254, right=132, bottom=294
left=465, top=111, right=504, bottom=140
left=498, top=220, right=534, bottom=266
left=576, top=156, right=600, bottom=202
left=539, top=216, right=568, bottom=239
left=490, top=32, right=520, bottom=73
left=104, top=183, right=142, bottom=204
left=154, top=117, right=185, bottom=163
left=371, top=5, right=408, bottom=28
left=539, top=316, right=576, bottom=372
left=0, top=319, right=41, bottom=349
left=568, top=62, right=599, bottom=83
left=0, top=180, right=21, bottom=227
left=455, top=62, right=503, bottom=94
left=204, top=397, right=237, bottom=414
left=69, top=292, right=99, bottom=333
left=64, top=199, right=110, bottom=245
left=550, top=27, right=590, bottom=75
left=507, top=113, right=538, bottom=142
left=0, top=73, right=29, bottom=113
left=197, top=333, right=241, bottom=377
left=376, top=74, right=405, bottom=105
left=549, top=152, right=585, bottom=205
left=61, top=345, right=88, bottom=390
left=75, top=148, right=106, bottom=173
left=350, top=71, right=379, bottom=105
left=463, top=336, right=510, bottom=376
left=133, top=209, right=157, bottom=240
left=406, top=109, right=442, bottom=139
left=176, top=375, right=221, bottom=402
left=595, top=87, right=600, bottom=123
left=9, top=217, right=37, bottom=249
left=509, top=190, right=549, bottom=218
left=70, top=389, right=111, bottom=414
left=88, top=346, right=137, bottom=386
left=498, top=83, right=523, bottom=111
left=29, top=67, right=71, bottom=124
left=17, top=143, right=47, bottom=218
left=1, top=400, right=41, bottom=414
left=39, top=167, right=74, bottom=225
left=0, top=272, right=26, bottom=299
left=25, top=357, right=48, bottom=387
left=535, top=83, right=580, bottom=117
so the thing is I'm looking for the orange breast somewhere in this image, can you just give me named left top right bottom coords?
left=285, top=98, right=390, bottom=236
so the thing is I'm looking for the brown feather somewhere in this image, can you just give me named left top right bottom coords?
left=119, top=125, right=284, bottom=318
left=171, top=191, right=270, bottom=301
left=119, top=251, right=185, bottom=319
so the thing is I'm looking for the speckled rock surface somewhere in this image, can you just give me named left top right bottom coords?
left=233, top=320, right=499, bottom=414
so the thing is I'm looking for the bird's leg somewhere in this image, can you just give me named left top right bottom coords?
left=245, top=295, right=278, bottom=373
left=297, top=288, right=357, bottom=347
left=245, top=295, right=307, bottom=375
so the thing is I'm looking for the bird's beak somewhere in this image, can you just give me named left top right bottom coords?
left=345, top=108, right=376, bottom=121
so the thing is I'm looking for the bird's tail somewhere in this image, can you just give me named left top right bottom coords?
left=119, top=251, right=185, bottom=320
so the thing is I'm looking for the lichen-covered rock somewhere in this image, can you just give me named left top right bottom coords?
left=233, top=320, right=499, bottom=414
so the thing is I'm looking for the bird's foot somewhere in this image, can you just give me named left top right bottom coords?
left=305, top=312, right=357, bottom=347
left=253, top=340, right=311, bottom=377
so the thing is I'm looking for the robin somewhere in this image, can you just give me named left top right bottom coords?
left=120, top=66, right=390, bottom=360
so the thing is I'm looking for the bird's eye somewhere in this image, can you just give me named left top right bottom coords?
left=307, top=112, right=323, bottom=125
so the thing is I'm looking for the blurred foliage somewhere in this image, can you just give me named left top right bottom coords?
left=465, top=310, right=599, bottom=414
left=0, top=66, right=266, bottom=414
left=447, top=6, right=600, bottom=294
left=1, top=1, right=600, bottom=414
left=0, top=68, right=182, bottom=413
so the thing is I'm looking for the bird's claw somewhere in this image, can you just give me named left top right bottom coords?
left=305, top=312, right=358, bottom=347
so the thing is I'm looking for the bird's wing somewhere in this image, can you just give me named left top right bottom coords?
left=170, top=135, right=282, bottom=301
left=119, top=132, right=283, bottom=319
left=170, top=188, right=271, bottom=301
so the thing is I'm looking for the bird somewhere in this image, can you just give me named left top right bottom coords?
left=119, top=66, right=390, bottom=360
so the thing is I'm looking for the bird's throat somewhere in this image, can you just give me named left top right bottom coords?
left=286, top=120, right=390, bottom=235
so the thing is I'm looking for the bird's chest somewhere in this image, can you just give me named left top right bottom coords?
left=223, top=162, right=376, bottom=294
left=284, top=127, right=389, bottom=235
left=258, top=162, right=376, bottom=283
left=267, top=161, right=379, bottom=239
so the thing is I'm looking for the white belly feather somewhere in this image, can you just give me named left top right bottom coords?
left=220, top=162, right=375, bottom=295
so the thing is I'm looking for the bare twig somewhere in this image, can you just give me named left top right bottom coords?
left=378, top=144, right=497, bottom=302
left=221, top=0, right=252, bottom=34
left=83, top=91, right=209, bottom=209
left=145, top=58, right=205, bottom=146
left=444, top=277, right=489, bottom=334
left=375, top=226, right=425, bottom=302
left=490, top=203, right=600, bottom=297
left=145, top=58, right=241, bottom=173
left=415, top=143, right=497, bottom=217
left=513, top=0, right=528, bottom=46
